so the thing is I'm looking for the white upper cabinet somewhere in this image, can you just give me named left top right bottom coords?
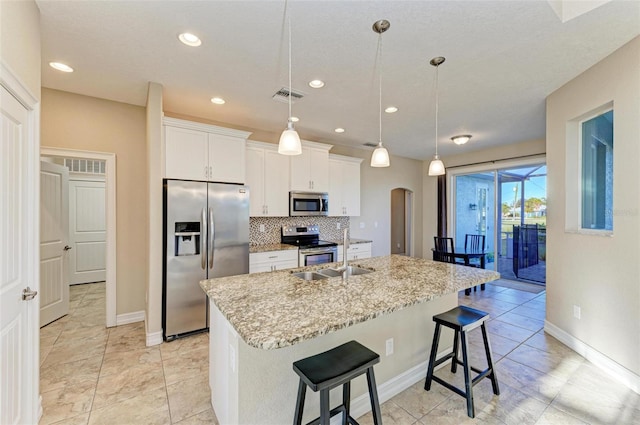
left=328, top=154, right=362, bottom=216
left=246, top=141, right=290, bottom=217
left=290, top=141, right=332, bottom=192
left=164, top=117, right=250, bottom=183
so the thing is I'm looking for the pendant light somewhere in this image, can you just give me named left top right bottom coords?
left=428, top=56, right=446, bottom=176
left=370, top=20, right=391, bottom=168
left=278, top=15, right=302, bottom=155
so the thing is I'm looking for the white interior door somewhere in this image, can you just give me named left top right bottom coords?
left=39, top=161, right=70, bottom=326
left=69, top=179, right=106, bottom=284
left=0, top=84, right=39, bottom=424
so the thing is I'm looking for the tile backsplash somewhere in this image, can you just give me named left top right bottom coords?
left=250, top=216, right=350, bottom=245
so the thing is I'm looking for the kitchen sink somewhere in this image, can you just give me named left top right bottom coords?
left=317, top=266, right=373, bottom=277
left=291, top=271, right=329, bottom=281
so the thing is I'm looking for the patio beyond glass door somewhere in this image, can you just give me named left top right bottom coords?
left=452, top=164, right=546, bottom=284
left=498, top=165, right=547, bottom=284
left=454, top=173, right=495, bottom=269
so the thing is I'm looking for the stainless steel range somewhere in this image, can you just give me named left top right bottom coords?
left=281, top=225, right=338, bottom=267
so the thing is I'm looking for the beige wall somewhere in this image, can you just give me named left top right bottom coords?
left=0, top=0, right=41, bottom=99
left=146, top=83, right=164, bottom=340
left=546, top=36, right=640, bottom=376
left=422, top=139, right=546, bottom=257
left=41, top=88, right=148, bottom=316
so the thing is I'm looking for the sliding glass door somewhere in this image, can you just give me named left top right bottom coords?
left=454, top=172, right=496, bottom=269
left=450, top=161, right=547, bottom=284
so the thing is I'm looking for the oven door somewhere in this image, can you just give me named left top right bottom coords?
left=299, top=247, right=337, bottom=267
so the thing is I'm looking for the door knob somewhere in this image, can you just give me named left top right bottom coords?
left=22, top=286, right=38, bottom=301
left=64, top=245, right=72, bottom=251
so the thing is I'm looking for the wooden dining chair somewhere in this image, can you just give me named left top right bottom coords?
left=433, top=237, right=456, bottom=264
left=464, top=234, right=486, bottom=268
left=464, top=234, right=486, bottom=293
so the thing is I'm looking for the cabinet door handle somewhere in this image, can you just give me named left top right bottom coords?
left=266, top=205, right=269, bottom=214
left=209, top=166, right=213, bottom=179
left=204, top=166, right=208, bottom=179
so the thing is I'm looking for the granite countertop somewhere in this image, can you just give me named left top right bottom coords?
left=327, top=238, right=373, bottom=246
left=249, top=243, right=298, bottom=254
left=200, top=255, right=500, bottom=350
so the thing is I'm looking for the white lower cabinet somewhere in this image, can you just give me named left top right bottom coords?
left=249, top=249, right=298, bottom=274
left=337, top=242, right=372, bottom=262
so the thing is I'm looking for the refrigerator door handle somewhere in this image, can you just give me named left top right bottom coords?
left=200, top=207, right=207, bottom=270
left=208, top=207, right=215, bottom=270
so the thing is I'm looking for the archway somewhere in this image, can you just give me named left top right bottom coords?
left=390, top=188, right=413, bottom=256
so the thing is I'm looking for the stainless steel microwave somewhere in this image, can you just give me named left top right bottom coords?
left=289, top=191, right=329, bottom=216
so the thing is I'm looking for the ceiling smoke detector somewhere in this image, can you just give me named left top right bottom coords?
left=272, top=87, right=304, bottom=104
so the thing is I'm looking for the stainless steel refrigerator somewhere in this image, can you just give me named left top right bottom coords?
left=163, top=179, right=249, bottom=341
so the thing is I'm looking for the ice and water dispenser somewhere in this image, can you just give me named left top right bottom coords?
left=174, top=222, right=200, bottom=256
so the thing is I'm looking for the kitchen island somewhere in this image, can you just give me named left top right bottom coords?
left=200, top=255, right=499, bottom=424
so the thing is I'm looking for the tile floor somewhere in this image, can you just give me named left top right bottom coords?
left=39, top=281, right=640, bottom=425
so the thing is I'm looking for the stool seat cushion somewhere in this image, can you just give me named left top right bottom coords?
left=293, top=340, right=379, bottom=388
left=433, top=306, right=489, bottom=331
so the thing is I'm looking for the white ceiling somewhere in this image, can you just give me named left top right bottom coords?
left=37, top=0, right=640, bottom=160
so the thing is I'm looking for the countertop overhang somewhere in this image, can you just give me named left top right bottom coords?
left=200, top=255, right=500, bottom=350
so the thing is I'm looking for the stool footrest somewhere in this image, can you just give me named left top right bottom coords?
left=471, top=368, right=493, bottom=386
left=453, top=358, right=486, bottom=376
left=305, top=405, right=360, bottom=425
left=431, top=375, right=467, bottom=399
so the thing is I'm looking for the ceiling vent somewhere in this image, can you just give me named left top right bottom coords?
left=272, top=87, right=304, bottom=104
left=363, top=142, right=378, bottom=148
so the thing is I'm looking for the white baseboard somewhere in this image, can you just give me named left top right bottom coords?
left=544, top=320, right=640, bottom=395
left=115, top=310, right=145, bottom=326
left=146, top=330, right=163, bottom=347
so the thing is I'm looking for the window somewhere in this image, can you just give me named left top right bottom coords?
left=581, top=110, right=613, bottom=231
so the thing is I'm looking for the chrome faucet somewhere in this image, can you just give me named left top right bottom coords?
left=338, top=228, right=349, bottom=271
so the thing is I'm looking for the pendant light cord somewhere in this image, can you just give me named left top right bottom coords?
left=435, top=63, right=439, bottom=156
left=288, top=15, right=292, bottom=122
left=378, top=33, right=383, bottom=144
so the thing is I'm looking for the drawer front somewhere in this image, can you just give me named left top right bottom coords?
left=250, top=249, right=298, bottom=265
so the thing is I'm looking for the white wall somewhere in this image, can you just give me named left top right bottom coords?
left=546, top=36, right=640, bottom=378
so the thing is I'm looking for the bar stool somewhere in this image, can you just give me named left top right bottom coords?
left=293, top=340, right=383, bottom=425
left=424, top=306, right=500, bottom=418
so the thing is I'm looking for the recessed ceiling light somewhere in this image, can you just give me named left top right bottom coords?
left=334, top=128, right=345, bottom=133
left=385, top=106, right=398, bottom=113
left=451, top=134, right=472, bottom=145
left=49, top=62, right=74, bottom=73
left=178, top=32, right=202, bottom=47
left=309, top=80, right=325, bottom=88
left=211, top=97, right=225, bottom=105
left=290, top=116, right=299, bottom=122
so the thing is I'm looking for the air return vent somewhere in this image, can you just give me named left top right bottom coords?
left=363, top=142, right=378, bottom=148
left=272, top=87, right=304, bottom=104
